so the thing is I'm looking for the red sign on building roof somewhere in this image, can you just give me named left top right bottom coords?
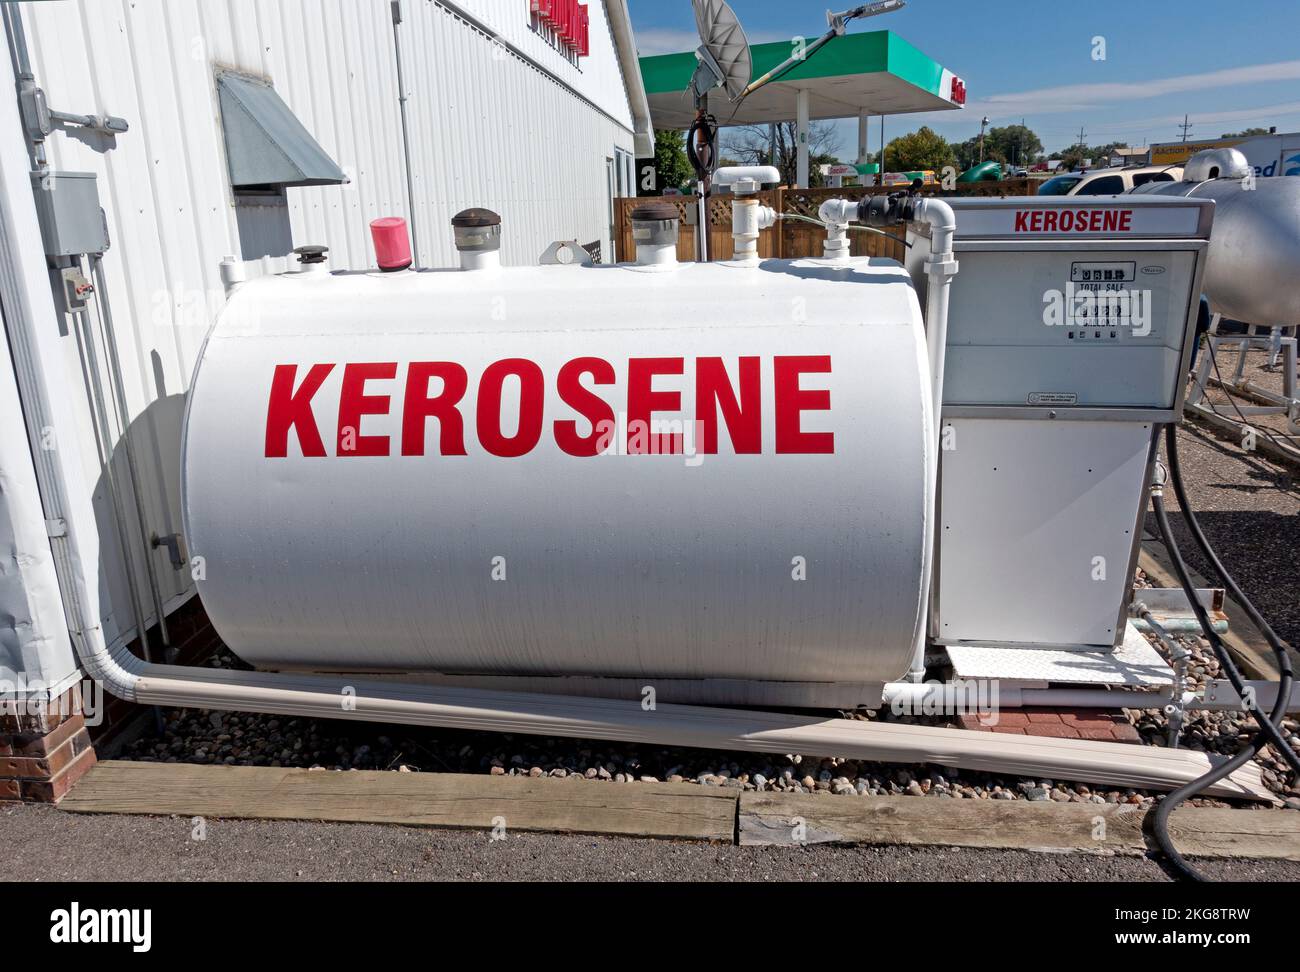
left=533, top=0, right=589, bottom=58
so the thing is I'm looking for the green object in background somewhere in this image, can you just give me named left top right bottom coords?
left=855, top=162, right=881, bottom=175
left=957, top=161, right=1002, bottom=182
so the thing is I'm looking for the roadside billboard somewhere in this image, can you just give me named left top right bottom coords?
left=1150, top=133, right=1300, bottom=177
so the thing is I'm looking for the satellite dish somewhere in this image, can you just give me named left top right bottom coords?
left=691, top=0, right=751, bottom=101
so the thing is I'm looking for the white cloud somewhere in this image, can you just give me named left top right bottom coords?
left=635, top=27, right=809, bottom=57
left=1081, top=100, right=1300, bottom=136
left=965, top=60, right=1300, bottom=118
left=635, top=29, right=703, bottom=57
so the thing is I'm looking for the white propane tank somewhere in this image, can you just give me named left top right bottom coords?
left=181, top=258, right=932, bottom=685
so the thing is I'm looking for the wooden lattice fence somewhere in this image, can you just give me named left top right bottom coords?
left=614, top=179, right=1039, bottom=264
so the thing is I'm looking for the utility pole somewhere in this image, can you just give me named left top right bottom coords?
left=978, top=115, right=989, bottom=163
left=1179, top=114, right=1193, bottom=142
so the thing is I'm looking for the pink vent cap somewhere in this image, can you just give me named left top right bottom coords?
left=370, top=216, right=412, bottom=271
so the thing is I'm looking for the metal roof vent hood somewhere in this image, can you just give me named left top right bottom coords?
left=216, top=71, right=347, bottom=188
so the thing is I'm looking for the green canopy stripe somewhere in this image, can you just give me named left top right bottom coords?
left=640, top=31, right=936, bottom=96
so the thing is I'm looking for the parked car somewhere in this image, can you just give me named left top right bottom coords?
left=1036, top=164, right=1184, bottom=196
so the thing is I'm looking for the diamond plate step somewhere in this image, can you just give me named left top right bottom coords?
left=944, top=621, right=1173, bottom=687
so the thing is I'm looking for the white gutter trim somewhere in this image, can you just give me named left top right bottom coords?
left=606, top=0, right=654, bottom=157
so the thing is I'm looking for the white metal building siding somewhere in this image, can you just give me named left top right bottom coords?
left=15, top=0, right=638, bottom=648
left=397, top=0, right=635, bottom=268
left=0, top=305, right=78, bottom=692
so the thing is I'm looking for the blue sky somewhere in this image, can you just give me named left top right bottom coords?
left=627, top=0, right=1300, bottom=157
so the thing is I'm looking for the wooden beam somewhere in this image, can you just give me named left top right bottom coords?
left=60, top=761, right=738, bottom=842
left=739, top=791, right=1300, bottom=860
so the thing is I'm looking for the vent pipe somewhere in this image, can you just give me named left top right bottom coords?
left=370, top=216, right=413, bottom=272
left=628, top=201, right=680, bottom=266
left=717, top=166, right=779, bottom=265
left=451, top=208, right=501, bottom=271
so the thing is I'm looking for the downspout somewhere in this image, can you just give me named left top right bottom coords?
left=605, top=0, right=653, bottom=158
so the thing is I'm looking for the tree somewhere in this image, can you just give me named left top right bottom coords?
left=721, top=120, right=844, bottom=186
left=953, top=124, right=1044, bottom=171
left=1057, top=143, right=1090, bottom=171
left=881, top=126, right=956, bottom=173
left=647, top=129, right=692, bottom=195
left=955, top=136, right=1003, bottom=171
left=1046, top=140, right=1119, bottom=171
left=986, top=125, right=1043, bottom=167
left=1091, top=141, right=1125, bottom=163
left=1221, top=127, right=1270, bottom=138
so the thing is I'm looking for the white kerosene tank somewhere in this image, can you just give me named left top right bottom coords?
left=181, top=206, right=933, bottom=686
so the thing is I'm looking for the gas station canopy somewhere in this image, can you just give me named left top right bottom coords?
left=639, top=30, right=965, bottom=129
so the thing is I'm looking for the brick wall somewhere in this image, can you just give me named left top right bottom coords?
left=1, top=594, right=223, bottom=802
left=0, top=684, right=97, bottom=802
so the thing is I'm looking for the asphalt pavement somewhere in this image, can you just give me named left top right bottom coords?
left=4, top=803, right=1297, bottom=882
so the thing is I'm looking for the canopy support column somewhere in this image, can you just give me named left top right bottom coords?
left=796, top=88, right=810, bottom=188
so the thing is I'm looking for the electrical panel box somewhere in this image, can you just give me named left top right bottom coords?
left=28, top=170, right=109, bottom=257
left=914, top=197, right=1213, bottom=651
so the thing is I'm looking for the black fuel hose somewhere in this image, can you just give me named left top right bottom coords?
left=1150, top=489, right=1270, bottom=880
left=686, top=111, right=719, bottom=188
left=1147, top=424, right=1298, bottom=880
left=1162, top=423, right=1298, bottom=775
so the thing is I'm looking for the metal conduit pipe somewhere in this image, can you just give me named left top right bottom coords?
left=90, top=254, right=170, bottom=654
left=389, top=1, right=421, bottom=270
left=908, top=197, right=958, bottom=683
left=67, top=263, right=154, bottom=665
